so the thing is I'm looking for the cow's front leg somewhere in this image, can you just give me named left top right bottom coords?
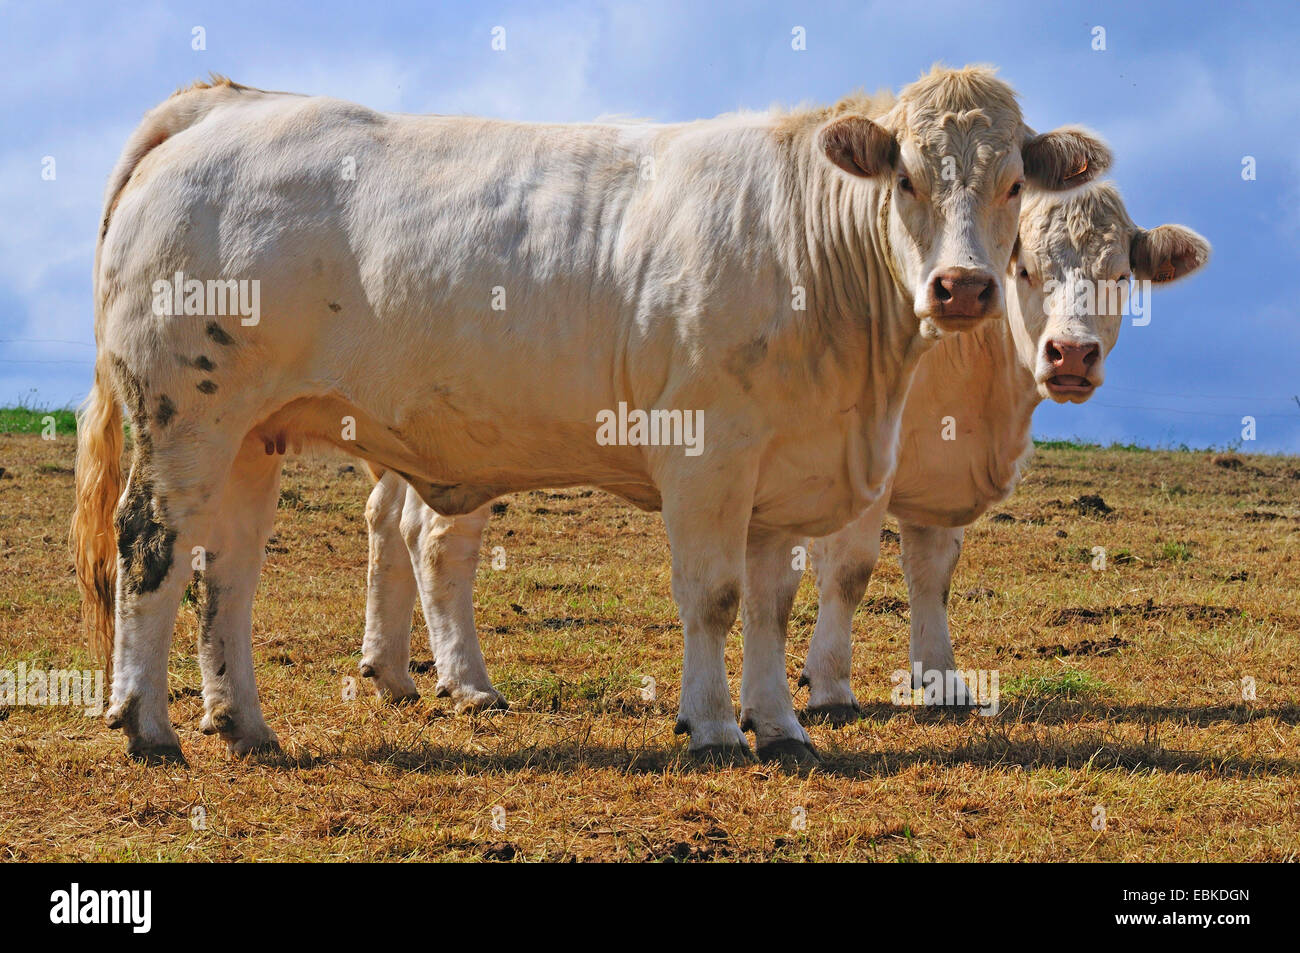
left=800, top=496, right=887, bottom=724
left=899, top=521, right=973, bottom=707
left=359, top=470, right=420, bottom=702
left=660, top=460, right=756, bottom=761
left=195, top=436, right=283, bottom=756
left=739, top=525, right=816, bottom=763
left=404, top=495, right=505, bottom=713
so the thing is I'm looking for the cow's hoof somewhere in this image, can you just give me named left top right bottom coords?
left=199, top=709, right=236, bottom=736
left=801, top=703, right=863, bottom=728
left=126, top=740, right=187, bottom=766
left=443, top=684, right=509, bottom=715
left=377, top=685, right=421, bottom=705
left=111, top=698, right=184, bottom=764
left=686, top=743, right=756, bottom=767
left=362, top=663, right=420, bottom=703
left=756, top=738, right=821, bottom=766
left=456, top=693, right=509, bottom=715
left=228, top=733, right=282, bottom=758
left=914, top=702, right=977, bottom=722
left=105, top=698, right=137, bottom=731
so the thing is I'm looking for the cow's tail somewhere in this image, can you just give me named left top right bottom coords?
left=71, top=358, right=123, bottom=664
left=72, top=75, right=253, bottom=663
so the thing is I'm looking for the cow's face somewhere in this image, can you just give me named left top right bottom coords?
left=818, top=66, right=1113, bottom=338
left=1009, top=182, right=1210, bottom=403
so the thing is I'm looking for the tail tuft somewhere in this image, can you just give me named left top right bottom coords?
left=70, top=360, right=123, bottom=664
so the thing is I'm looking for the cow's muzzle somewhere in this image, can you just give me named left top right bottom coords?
left=1042, top=338, right=1101, bottom=402
left=924, top=267, right=1002, bottom=331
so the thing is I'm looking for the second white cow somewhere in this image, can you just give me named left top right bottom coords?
left=801, top=180, right=1210, bottom=718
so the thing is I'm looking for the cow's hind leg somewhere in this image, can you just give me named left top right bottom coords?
left=193, top=435, right=283, bottom=755
left=359, top=471, right=420, bottom=702
left=801, top=497, right=887, bottom=725
left=107, top=424, right=240, bottom=764
left=404, top=495, right=505, bottom=713
left=740, top=525, right=816, bottom=763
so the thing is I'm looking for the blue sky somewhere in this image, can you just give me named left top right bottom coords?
left=2, top=0, right=1298, bottom=451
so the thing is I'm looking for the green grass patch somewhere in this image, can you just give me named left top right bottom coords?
left=0, top=406, right=76, bottom=436
left=1002, top=668, right=1107, bottom=700
left=494, top=669, right=642, bottom=712
left=1032, top=438, right=1152, bottom=452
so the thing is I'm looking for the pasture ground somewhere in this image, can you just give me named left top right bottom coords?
left=1, top=420, right=1298, bottom=861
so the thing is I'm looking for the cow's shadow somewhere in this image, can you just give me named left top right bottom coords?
left=848, top=699, right=1300, bottom=727
left=250, top=698, right=1300, bottom=778
left=255, top=739, right=1300, bottom=779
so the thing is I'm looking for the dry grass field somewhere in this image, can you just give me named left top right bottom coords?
left=1, top=423, right=1298, bottom=861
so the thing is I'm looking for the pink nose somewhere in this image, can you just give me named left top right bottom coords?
left=928, top=268, right=998, bottom=319
left=1045, top=340, right=1100, bottom=378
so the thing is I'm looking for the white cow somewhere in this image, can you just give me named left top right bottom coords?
left=359, top=181, right=1208, bottom=724
left=72, top=68, right=1109, bottom=764
left=801, top=181, right=1209, bottom=718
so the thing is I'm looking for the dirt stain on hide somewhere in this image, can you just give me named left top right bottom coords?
left=110, top=355, right=177, bottom=597
left=205, top=321, right=236, bottom=347
left=703, top=583, right=741, bottom=632
left=723, top=337, right=768, bottom=392
left=155, top=395, right=176, bottom=427
left=192, top=569, right=220, bottom=646
left=837, top=562, right=875, bottom=604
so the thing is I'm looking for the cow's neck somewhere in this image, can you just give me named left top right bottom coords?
left=777, top=142, right=933, bottom=510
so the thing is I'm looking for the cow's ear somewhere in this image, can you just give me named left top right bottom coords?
left=1131, top=224, right=1211, bottom=283
left=819, top=115, right=897, bottom=178
left=1022, top=126, right=1112, bottom=191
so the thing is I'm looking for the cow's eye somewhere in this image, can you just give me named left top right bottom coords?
left=1008, top=181, right=1023, bottom=198
left=1017, top=267, right=1031, bottom=282
left=898, top=176, right=915, bottom=196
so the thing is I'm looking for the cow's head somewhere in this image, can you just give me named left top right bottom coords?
left=1009, top=181, right=1210, bottom=403
left=818, top=65, right=1112, bottom=337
